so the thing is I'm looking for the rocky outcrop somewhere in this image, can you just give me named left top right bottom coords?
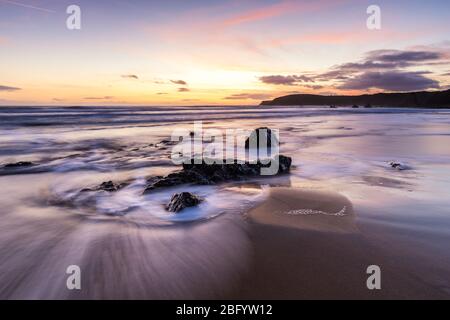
left=166, top=192, right=202, bottom=213
left=144, top=155, right=292, bottom=193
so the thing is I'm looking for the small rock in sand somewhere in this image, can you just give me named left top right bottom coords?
left=389, top=161, right=407, bottom=170
left=82, top=180, right=127, bottom=192
left=166, top=192, right=202, bottom=213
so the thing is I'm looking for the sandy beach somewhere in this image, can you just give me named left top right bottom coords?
left=1, top=106, right=450, bottom=299
left=233, top=187, right=449, bottom=299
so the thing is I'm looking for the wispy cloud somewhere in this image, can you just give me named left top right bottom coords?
left=368, top=50, right=442, bottom=63
left=224, top=93, right=273, bottom=100
left=337, top=71, right=440, bottom=91
left=178, top=88, right=190, bottom=92
left=0, top=0, right=56, bottom=13
left=259, top=75, right=314, bottom=85
left=182, top=98, right=199, bottom=102
left=220, top=1, right=299, bottom=27
left=0, top=85, right=21, bottom=91
left=171, top=80, right=188, bottom=85
left=335, top=50, right=445, bottom=72
left=121, top=74, right=139, bottom=80
left=220, top=0, right=347, bottom=28
left=303, top=85, right=324, bottom=90
left=83, top=96, right=114, bottom=100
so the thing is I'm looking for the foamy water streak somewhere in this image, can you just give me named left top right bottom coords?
left=286, top=206, right=347, bottom=216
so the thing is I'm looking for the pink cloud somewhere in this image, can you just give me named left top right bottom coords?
left=144, top=0, right=351, bottom=42
left=220, top=0, right=350, bottom=28
left=220, top=1, right=299, bottom=27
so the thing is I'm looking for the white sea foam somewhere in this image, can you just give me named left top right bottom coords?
left=286, top=206, right=347, bottom=216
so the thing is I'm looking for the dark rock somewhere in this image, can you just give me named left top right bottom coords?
left=158, top=139, right=178, bottom=147
left=3, top=161, right=35, bottom=168
left=244, top=127, right=278, bottom=150
left=166, top=192, right=202, bottom=213
left=352, top=105, right=359, bottom=108
left=82, top=180, right=127, bottom=192
left=144, top=155, right=292, bottom=193
left=98, top=181, right=124, bottom=192
left=278, top=155, right=292, bottom=172
left=147, top=176, right=163, bottom=183
left=389, top=161, right=407, bottom=170
left=144, top=169, right=211, bottom=192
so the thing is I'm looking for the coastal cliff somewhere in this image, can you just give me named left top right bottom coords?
left=260, top=89, right=450, bottom=108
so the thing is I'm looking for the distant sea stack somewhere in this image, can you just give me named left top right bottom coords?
left=260, top=89, right=450, bottom=108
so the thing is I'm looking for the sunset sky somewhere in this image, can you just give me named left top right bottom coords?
left=1, top=0, right=450, bottom=106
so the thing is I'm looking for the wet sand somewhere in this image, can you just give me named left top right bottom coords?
left=1, top=184, right=449, bottom=299
left=234, top=187, right=449, bottom=299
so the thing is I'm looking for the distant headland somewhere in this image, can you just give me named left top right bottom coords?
left=260, top=89, right=450, bottom=108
